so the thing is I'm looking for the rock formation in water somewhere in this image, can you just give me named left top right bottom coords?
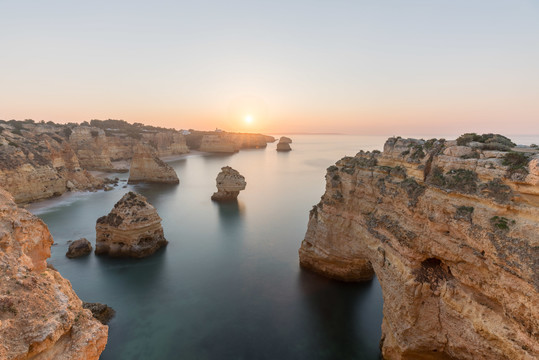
left=276, top=136, right=292, bottom=152
left=0, top=187, right=108, bottom=359
left=83, top=303, right=116, bottom=325
left=66, top=238, right=93, bottom=258
left=211, top=166, right=247, bottom=201
left=95, top=191, right=168, bottom=257
left=299, top=134, right=538, bottom=359
left=127, top=145, right=179, bottom=184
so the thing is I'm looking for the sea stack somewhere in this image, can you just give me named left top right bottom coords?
left=211, top=166, right=246, bottom=201
left=128, top=144, right=179, bottom=184
left=299, top=134, right=539, bottom=359
left=276, top=136, right=292, bottom=151
left=95, top=191, right=168, bottom=258
left=0, top=187, right=108, bottom=359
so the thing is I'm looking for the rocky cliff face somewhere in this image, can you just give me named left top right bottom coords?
left=199, top=134, right=240, bottom=153
left=69, top=127, right=114, bottom=171
left=299, top=135, right=538, bottom=360
left=0, top=124, right=103, bottom=203
left=128, top=145, right=179, bottom=184
left=0, top=187, right=108, bottom=359
left=95, top=191, right=168, bottom=257
left=211, top=166, right=246, bottom=201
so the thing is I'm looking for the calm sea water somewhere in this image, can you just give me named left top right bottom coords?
left=28, top=134, right=538, bottom=360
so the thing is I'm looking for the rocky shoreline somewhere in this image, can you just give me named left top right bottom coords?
left=299, top=134, right=539, bottom=359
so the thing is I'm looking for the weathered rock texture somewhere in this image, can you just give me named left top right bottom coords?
left=199, top=134, right=239, bottom=153
left=276, top=136, right=292, bottom=152
left=0, top=123, right=103, bottom=203
left=128, top=145, right=179, bottom=184
left=95, top=191, right=168, bottom=257
left=66, top=238, right=93, bottom=258
left=0, top=187, right=108, bottom=359
left=211, top=166, right=247, bottom=201
left=186, top=131, right=275, bottom=152
left=83, top=303, right=115, bottom=325
left=299, top=136, right=538, bottom=360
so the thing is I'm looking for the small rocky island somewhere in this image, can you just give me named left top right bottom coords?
left=299, top=134, right=538, bottom=359
left=276, top=136, right=292, bottom=151
left=211, top=166, right=246, bottom=201
left=95, top=191, right=168, bottom=258
left=66, top=238, right=93, bottom=258
left=128, top=145, right=179, bottom=184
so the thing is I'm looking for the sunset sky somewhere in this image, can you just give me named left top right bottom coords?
left=1, top=1, right=538, bottom=135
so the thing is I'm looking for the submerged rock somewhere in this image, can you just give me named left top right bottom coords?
left=0, top=187, right=108, bottom=360
left=276, top=136, right=292, bottom=151
left=299, top=135, right=539, bottom=359
left=66, top=238, right=93, bottom=258
left=211, top=166, right=246, bottom=201
left=83, top=302, right=116, bottom=325
left=128, top=144, right=179, bottom=184
left=95, top=191, right=168, bottom=258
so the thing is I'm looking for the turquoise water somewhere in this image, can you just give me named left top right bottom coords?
left=31, top=133, right=536, bottom=360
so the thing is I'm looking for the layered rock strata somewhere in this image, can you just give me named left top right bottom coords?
left=199, top=134, right=239, bottom=153
left=211, top=166, right=247, bottom=201
left=0, top=124, right=103, bottom=203
left=0, top=187, right=108, bottom=359
left=95, top=191, right=168, bottom=258
left=127, top=145, right=179, bottom=184
left=299, top=136, right=538, bottom=359
left=276, top=136, right=292, bottom=151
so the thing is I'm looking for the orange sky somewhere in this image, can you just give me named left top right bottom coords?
left=1, top=1, right=538, bottom=137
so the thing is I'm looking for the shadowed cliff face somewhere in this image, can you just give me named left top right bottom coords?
left=0, top=187, right=108, bottom=359
left=299, top=136, right=539, bottom=360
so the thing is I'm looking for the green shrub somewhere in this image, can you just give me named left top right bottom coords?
left=502, top=152, right=530, bottom=178
left=490, top=216, right=515, bottom=231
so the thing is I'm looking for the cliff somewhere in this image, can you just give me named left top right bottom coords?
left=0, top=187, right=108, bottom=359
left=186, top=131, right=275, bottom=152
left=299, top=135, right=538, bottom=359
left=0, top=123, right=103, bottom=203
left=95, top=191, right=168, bottom=258
left=128, top=145, right=179, bottom=184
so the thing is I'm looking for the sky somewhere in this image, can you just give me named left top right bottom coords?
left=1, top=0, right=538, bottom=136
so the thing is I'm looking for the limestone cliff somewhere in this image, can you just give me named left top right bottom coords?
left=95, top=191, right=168, bottom=257
left=211, top=166, right=246, bottom=201
left=128, top=145, right=179, bottom=184
left=199, top=134, right=239, bottom=153
left=299, top=135, right=538, bottom=359
left=0, top=124, right=103, bottom=203
left=0, top=187, right=108, bottom=359
left=68, top=127, right=114, bottom=171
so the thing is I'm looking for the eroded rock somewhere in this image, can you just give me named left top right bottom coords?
left=211, top=166, right=246, bottom=201
left=276, top=136, right=292, bottom=151
left=66, top=238, right=93, bottom=258
left=0, top=187, right=108, bottom=360
left=299, top=135, right=538, bottom=360
left=95, top=191, right=168, bottom=257
left=128, top=145, right=179, bottom=184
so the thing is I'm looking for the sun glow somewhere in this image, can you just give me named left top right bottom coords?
left=245, top=114, right=253, bottom=124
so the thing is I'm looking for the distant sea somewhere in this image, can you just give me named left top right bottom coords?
left=28, top=134, right=538, bottom=360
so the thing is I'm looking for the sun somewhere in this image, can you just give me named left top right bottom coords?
left=244, top=114, right=253, bottom=124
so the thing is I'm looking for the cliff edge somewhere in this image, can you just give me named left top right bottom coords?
left=0, top=187, right=108, bottom=359
left=299, top=135, right=538, bottom=359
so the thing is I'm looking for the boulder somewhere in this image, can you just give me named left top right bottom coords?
left=211, top=166, right=246, bottom=201
left=66, top=238, right=92, bottom=258
left=95, top=191, right=168, bottom=258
